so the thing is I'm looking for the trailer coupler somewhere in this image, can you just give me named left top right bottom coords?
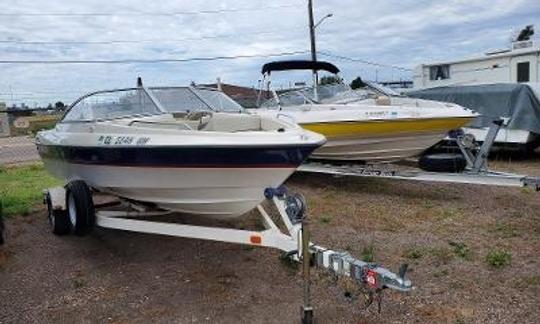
left=265, top=187, right=412, bottom=317
left=311, top=248, right=412, bottom=292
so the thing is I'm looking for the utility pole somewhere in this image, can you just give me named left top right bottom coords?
left=308, top=0, right=317, bottom=67
left=308, top=0, right=319, bottom=101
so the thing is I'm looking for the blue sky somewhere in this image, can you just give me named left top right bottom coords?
left=0, top=0, right=539, bottom=106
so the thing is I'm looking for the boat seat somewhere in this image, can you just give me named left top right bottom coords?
left=201, top=113, right=262, bottom=132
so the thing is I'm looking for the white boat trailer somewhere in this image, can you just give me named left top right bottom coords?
left=299, top=120, right=540, bottom=190
left=44, top=185, right=411, bottom=323
left=298, top=162, right=540, bottom=190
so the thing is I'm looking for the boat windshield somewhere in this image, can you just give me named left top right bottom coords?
left=260, top=82, right=399, bottom=108
left=63, top=88, right=161, bottom=122
left=150, top=87, right=242, bottom=113
left=62, top=87, right=242, bottom=122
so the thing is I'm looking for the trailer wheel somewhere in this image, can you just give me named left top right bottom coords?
left=66, top=180, right=95, bottom=236
left=45, top=192, right=70, bottom=235
left=418, top=153, right=467, bottom=173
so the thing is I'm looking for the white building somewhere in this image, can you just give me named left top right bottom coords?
left=413, top=40, right=540, bottom=89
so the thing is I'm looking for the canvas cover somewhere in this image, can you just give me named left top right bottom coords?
left=408, top=83, right=540, bottom=134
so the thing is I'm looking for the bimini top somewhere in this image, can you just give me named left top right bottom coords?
left=261, top=60, right=340, bottom=75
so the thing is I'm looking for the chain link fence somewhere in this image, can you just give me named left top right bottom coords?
left=0, top=110, right=61, bottom=165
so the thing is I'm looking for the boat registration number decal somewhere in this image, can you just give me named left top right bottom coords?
left=97, top=135, right=150, bottom=145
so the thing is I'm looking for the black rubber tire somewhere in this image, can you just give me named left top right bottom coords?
left=45, top=193, right=70, bottom=235
left=418, top=153, right=467, bottom=173
left=66, top=180, right=95, bottom=236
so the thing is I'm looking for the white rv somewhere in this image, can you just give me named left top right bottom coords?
left=413, top=40, right=539, bottom=88
left=411, top=26, right=540, bottom=151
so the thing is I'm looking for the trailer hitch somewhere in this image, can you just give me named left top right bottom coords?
left=264, top=187, right=413, bottom=321
left=359, top=263, right=409, bottom=313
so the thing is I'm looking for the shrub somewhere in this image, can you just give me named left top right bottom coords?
left=403, top=247, right=423, bottom=259
left=449, top=241, right=472, bottom=260
left=361, top=243, right=375, bottom=262
left=486, top=249, right=512, bottom=268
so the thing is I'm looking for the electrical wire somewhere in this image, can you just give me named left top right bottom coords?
left=318, top=51, right=412, bottom=71
left=0, top=50, right=310, bottom=64
left=0, top=28, right=305, bottom=45
left=0, top=4, right=300, bottom=17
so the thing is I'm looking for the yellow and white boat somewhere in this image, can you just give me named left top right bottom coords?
left=253, top=61, right=477, bottom=162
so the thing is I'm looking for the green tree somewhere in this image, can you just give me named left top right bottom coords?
left=319, top=75, right=341, bottom=85
left=54, top=101, right=65, bottom=110
left=350, top=76, right=365, bottom=89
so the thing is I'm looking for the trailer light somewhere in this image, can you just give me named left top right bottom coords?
left=366, top=270, right=378, bottom=288
left=250, top=235, right=262, bottom=245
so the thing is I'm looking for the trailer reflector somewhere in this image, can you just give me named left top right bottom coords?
left=250, top=235, right=262, bottom=245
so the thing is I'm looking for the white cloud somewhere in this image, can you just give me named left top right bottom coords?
left=0, top=0, right=538, bottom=105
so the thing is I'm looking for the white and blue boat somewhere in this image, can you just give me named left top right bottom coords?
left=36, top=84, right=325, bottom=218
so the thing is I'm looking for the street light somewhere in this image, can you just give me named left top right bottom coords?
left=308, top=0, right=333, bottom=100
left=314, top=13, right=333, bottom=29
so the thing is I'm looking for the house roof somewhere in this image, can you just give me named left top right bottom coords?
left=200, top=83, right=272, bottom=108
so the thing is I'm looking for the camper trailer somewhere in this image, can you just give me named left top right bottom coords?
left=410, top=26, right=540, bottom=151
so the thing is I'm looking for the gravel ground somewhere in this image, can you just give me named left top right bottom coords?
left=1, top=153, right=539, bottom=323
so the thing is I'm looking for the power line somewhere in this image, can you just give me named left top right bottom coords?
left=0, top=4, right=300, bottom=17
left=0, top=50, right=309, bottom=64
left=318, top=51, right=412, bottom=71
left=0, top=29, right=304, bottom=45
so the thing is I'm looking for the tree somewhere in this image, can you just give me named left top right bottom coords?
left=319, top=75, right=341, bottom=85
left=350, top=76, right=365, bottom=90
left=54, top=101, right=66, bottom=110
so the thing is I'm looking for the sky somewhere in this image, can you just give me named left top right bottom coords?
left=0, top=0, right=539, bottom=106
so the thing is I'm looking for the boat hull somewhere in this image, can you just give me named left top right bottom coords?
left=37, top=141, right=321, bottom=218
left=40, top=158, right=295, bottom=218
left=301, top=117, right=474, bottom=161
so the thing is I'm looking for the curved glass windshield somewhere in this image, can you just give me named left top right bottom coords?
left=260, top=82, right=401, bottom=109
left=150, top=87, right=242, bottom=113
left=63, top=89, right=161, bottom=122
left=62, top=87, right=243, bottom=122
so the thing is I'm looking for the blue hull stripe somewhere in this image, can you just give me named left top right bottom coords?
left=37, top=144, right=319, bottom=168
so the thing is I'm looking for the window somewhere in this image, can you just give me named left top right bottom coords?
left=429, top=65, right=450, bottom=80
left=63, top=89, right=161, bottom=122
left=517, top=61, right=530, bottom=83
left=194, top=89, right=243, bottom=112
left=150, top=88, right=210, bottom=113
left=150, top=87, right=242, bottom=113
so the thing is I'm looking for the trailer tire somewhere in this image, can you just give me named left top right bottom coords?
left=418, top=153, right=467, bottom=173
left=45, top=192, right=70, bottom=235
left=66, top=180, right=95, bottom=236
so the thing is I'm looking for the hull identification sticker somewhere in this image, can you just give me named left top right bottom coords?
left=97, top=136, right=150, bottom=145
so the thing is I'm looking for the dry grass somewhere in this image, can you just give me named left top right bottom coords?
left=281, top=152, right=540, bottom=322
left=0, top=152, right=539, bottom=323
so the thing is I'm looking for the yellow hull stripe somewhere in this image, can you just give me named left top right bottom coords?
left=301, top=117, right=474, bottom=138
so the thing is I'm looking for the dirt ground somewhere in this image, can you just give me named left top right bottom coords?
left=1, top=154, right=539, bottom=323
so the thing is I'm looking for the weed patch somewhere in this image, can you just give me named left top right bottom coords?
left=486, top=249, right=512, bottom=268
left=489, top=223, right=519, bottom=238
left=319, top=215, right=332, bottom=224
left=360, top=243, right=375, bottom=262
left=449, top=241, right=472, bottom=260
left=403, top=247, right=424, bottom=260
